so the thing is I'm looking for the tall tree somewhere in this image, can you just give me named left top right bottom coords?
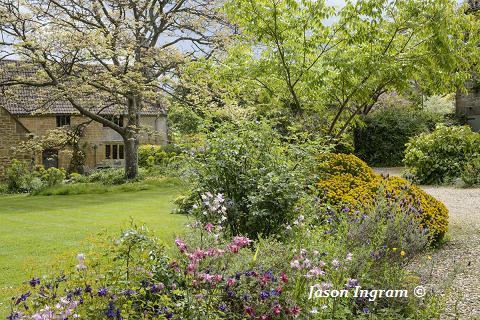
left=219, top=0, right=480, bottom=139
left=0, top=0, right=225, bottom=178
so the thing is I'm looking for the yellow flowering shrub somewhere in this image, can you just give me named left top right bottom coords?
left=383, top=177, right=448, bottom=241
left=318, top=153, right=377, bottom=182
left=317, top=173, right=380, bottom=208
left=317, top=153, right=449, bottom=242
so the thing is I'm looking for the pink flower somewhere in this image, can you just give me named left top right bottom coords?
left=227, top=278, right=236, bottom=286
left=272, top=304, right=282, bottom=316
left=187, top=263, right=197, bottom=273
left=205, top=223, right=214, bottom=232
left=290, top=306, right=301, bottom=317
left=231, top=236, right=252, bottom=248
left=175, top=239, right=187, bottom=253
left=188, top=249, right=206, bottom=262
left=281, top=272, right=289, bottom=284
left=227, top=243, right=240, bottom=253
left=202, top=273, right=214, bottom=283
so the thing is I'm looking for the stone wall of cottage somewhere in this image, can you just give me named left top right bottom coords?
left=0, top=108, right=28, bottom=177
left=17, top=115, right=167, bottom=171
left=456, top=81, right=480, bottom=131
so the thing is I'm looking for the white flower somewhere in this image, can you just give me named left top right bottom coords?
left=310, top=307, right=319, bottom=314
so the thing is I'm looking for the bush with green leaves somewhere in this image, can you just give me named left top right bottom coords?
left=176, top=122, right=303, bottom=239
left=404, top=124, right=480, bottom=184
left=354, top=107, right=439, bottom=166
left=5, top=160, right=66, bottom=193
left=138, top=144, right=179, bottom=168
left=460, top=156, right=480, bottom=187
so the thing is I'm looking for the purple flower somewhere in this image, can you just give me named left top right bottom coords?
left=98, top=288, right=108, bottom=297
left=363, top=307, right=369, bottom=313
left=84, top=284, right=92, bottom=293
left=15, top=291, right=31, bottom=305
left=29, top=277, right=40, bottom=287
left=123, top=289, right=136, bottom=296
left=260, top=291, right=270, bottom=300
left=151, top=283, right=165, bottom=293
left=7, top=312, right=21, bottom=320
left=218, top=304, right=227, bottom=311
left=346, top=279, right=359, bottom=289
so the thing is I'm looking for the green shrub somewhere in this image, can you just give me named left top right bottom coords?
left=460, top=156, right=480, bottom=187
left=41, top=167, right=66, bottom=187
left=177, top=122, right=303, bottom=239
left=5, top=159, right=34, bottom=192
left=354, top=107, right=439, bottom=166
left=138, top=144, right=179, bottom=168
left=87, top=168, right=129, bottom=185
left=5, top=161, right=67, bottom=192
left=404, top=124, right=480, bottom=184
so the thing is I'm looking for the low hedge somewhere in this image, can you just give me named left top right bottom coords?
left=354, top=107, right=439, bottom=166
left=317, top=153, right=448, bottom=242
left=404, top=124, right=480, bottom=184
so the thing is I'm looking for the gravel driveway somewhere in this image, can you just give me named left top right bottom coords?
left=373, top=168, right=480, bottom=319
left=419, top=187, right=480, bottom=320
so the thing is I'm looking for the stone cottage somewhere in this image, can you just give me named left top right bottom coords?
left=0, top=60, right=168, bottom=175
left=456, top=1, right=480, bottom=130
left=0, top=107, right=29, bottom=176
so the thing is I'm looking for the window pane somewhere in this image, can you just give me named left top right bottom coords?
left=113, top=145, right=118, bottom=160
left=119, top=145, right=124, bottom=159
left=105, top=145, right=111, bottom=159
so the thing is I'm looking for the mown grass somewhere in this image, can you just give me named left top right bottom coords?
left=0, top=179, right=187, bottom=315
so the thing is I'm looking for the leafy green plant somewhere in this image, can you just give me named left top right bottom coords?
left=404, top=124, right=480, bottom=184
left=138, top=144, right=179, bottom=168
left=460, top=156, right=480, bottom=187
left=354, top=107, right=439, bottom=166
left=177, top=122, right=304, bottom=239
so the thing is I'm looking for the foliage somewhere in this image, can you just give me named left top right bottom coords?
left=404, top=124, right=480, bottom=184
left=205, top=0, right=480, bottom=140
left=316, top=154, right=448, bottom=242
left=86, top=168, right=140, bottom=185
left=460, top=156, right=480, bottom=187
left=13, top=127, right=86, bottom=174
left=5, top=160, right=66, bottom=193
left=423, top=94, right=455, bottom=115
left=138, top=145, right=179, bottom=168
left=354, top=107, right=440, bottom=166
left=35, top=177, right=182, bottom=196
left=176, top=122, right=303, bottom=239
left=7, top=197, right=442, bottom=320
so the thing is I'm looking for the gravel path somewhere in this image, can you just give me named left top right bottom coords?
left=373, top=168, right=480, bottom=318
left=418, top=186, right=480, bottom=320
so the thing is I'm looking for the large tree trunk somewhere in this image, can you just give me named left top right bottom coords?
left=124, top=134, right=139, bottom=179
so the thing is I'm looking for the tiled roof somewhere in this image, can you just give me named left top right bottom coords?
left=0, top=60, right=166, bottom=116
left=469, top=0, right=480, bottom=11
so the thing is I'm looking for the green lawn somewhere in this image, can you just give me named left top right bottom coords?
left=0, top=183, right=186, bottom=314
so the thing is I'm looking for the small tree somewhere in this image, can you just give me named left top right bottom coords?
left=215, top=0, right=480, bottom=139
left=0, top=0, right=226, bottom=178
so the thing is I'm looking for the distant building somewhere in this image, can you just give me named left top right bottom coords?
left=456, top=1, right=480, bottom=130
left=0, top=60, right=167, bottom=176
